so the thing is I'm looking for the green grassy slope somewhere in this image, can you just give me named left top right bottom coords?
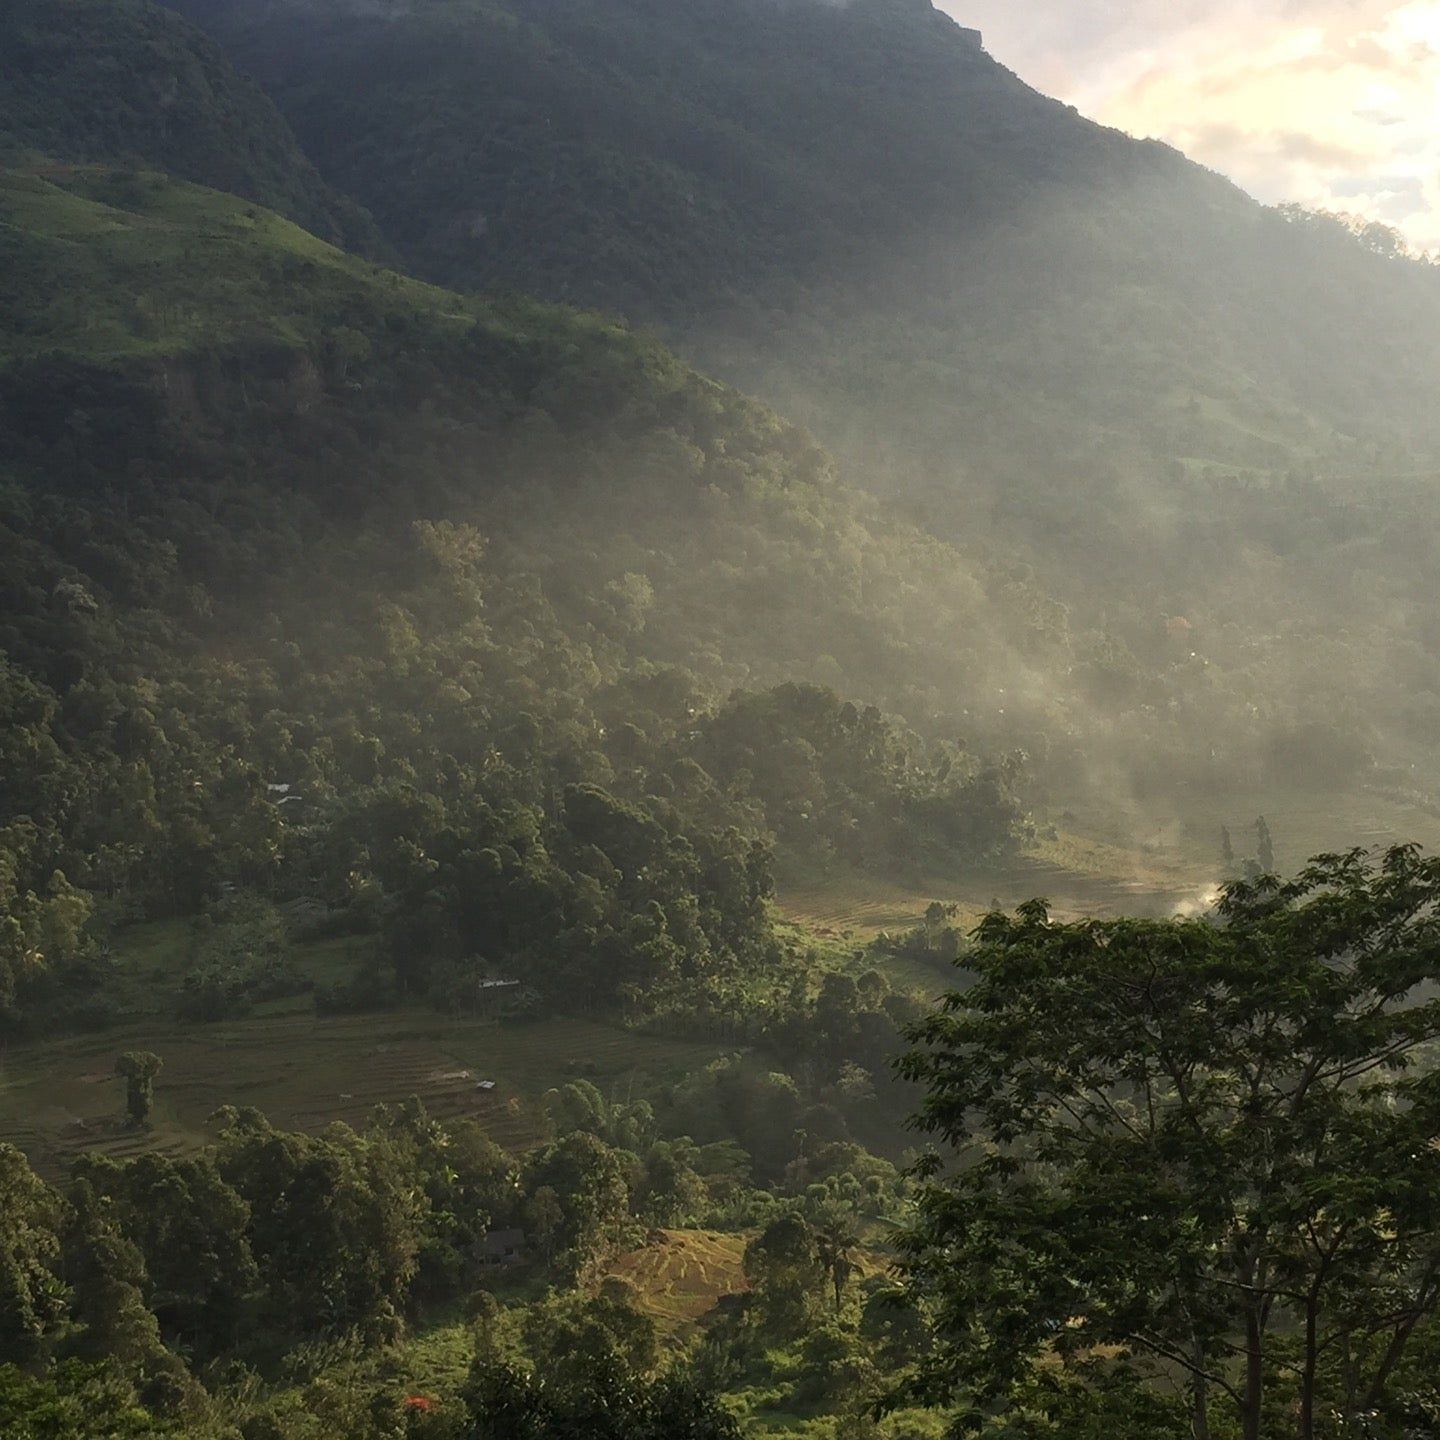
left=0, top=167, right=435, bottom=362
left=0, top=0, right=379, bottom=251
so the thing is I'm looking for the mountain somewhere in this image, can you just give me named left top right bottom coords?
left=129, top=0, right=1440, bottom=804
left=0, top=0, right=379, bottom=250
left=165, top=0, right=1440, bottom=485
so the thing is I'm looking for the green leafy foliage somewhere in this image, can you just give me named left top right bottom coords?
left=0, top=0, right=377, bottom=250
left=900, top=846, right=1440, bottom=1439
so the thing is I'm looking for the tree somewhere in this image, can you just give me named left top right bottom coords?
left=0, top=1144, right=66, bottom=1367
left=73, top=1153, right=255, bottom=1358
left=1220, top=825, right=1234, bottom=871
left=0, top=1360, right=174, bottom=1440
left=1256, top=814, right=1275, bottom=873
left=743, top=1211, right=827, bottom=1337
left=463, top=1358, right=740, bottom=1440
left=812, top=1211, right=860, bottom=1315
left=114, top=1053, right=163, bottom=1129
left=522, top=1133, right=630, bottom=1275
left=524, top=1186, right=565, bottom=1267
left=633, top=1138, right=706, bottom=1226
left=899, top=847, right=1440, bottom=1440
left=213, top=1111, right=425, bottom=1340
left=60, top=1183, right=164, bottom=1369
left=520, top=1292, right=659, bottom=1397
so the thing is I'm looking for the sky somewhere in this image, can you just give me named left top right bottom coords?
left=944, top=1, right=1440, bottom=252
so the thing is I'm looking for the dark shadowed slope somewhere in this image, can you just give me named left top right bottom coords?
left=0, top=0, right=380, bottom=251
left=166, top=0, right=1440, bottom=479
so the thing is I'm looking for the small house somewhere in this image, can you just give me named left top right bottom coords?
left=474, top=977, right=522, bottom=1016
left=480, top=1228, right=526, bottom=1267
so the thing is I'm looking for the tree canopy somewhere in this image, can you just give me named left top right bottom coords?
left=900, top=846, right=1440, bottom=1439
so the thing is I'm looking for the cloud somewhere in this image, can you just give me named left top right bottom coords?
left=941, top=0, right=1440, bottom=250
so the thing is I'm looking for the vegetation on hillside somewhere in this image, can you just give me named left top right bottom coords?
left=160, top=0, right=1440, bottom=802
left=0, top=165, right=1033, bottom=1038
left=5, top=4, right=1440, bottom=1436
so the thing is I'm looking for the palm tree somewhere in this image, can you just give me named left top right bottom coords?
left=813, top=1213, right=860, bottom=1314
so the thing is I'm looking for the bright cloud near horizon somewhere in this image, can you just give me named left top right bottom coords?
left=944, top=1, right=1440, bottom=251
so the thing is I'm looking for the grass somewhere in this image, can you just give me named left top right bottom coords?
left=0, top=164, right=656, bottom=376
left=0, top=1009, right=727, bottom=1178
left=0, top=167, right=453, bottom=364
left=775, top=783, right=1440, bottom=998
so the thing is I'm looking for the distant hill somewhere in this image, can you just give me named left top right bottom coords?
left=0, top=0, right=379, bottom=251
left=166, top=0, right=1440, bottom=489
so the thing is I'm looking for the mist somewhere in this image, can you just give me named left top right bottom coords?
left=6, top=1, right=1440, bottom=1432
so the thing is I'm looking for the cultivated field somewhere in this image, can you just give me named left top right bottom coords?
left=606, top=1228, right=751, bottom=1331
left=0, top=1011, right=726, bottom=1177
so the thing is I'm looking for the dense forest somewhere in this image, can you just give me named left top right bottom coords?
left=100, top=0, right=1440, bottom=800
left=4, top=0, right=1440, bottom=1436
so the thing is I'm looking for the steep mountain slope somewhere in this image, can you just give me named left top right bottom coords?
left=0, top=164, right=1030, bottom=721
left=152, top=0, right=1440, bottom=807
left=0, top=164, right=1051, bottom=1026
left=168, top=0, right=1440, bottom=483
left=0, top=0, right=379, bottom=251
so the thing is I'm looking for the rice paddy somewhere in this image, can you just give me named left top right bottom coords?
left=0, top=1011, right=727, bottom=1177
left=606, top=1228, right=751, bottom=1331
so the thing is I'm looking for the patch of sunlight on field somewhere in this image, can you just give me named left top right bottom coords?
left=1053, top=784, right=1440, bottom=878
left=778, top=784, right=1440, bottom=964
left=605, top=1228, right=750, bottom=1331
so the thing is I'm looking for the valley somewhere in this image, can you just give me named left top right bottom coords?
left=5, top=2, right=1440, bottom=1436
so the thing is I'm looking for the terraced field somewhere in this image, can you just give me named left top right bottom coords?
left=0, top=1012, right=727, bottom=1177
left=605, top=1229, right=750, bottom=1331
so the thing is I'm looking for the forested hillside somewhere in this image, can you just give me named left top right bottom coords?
left=0, top=0, right=378, bottom=250
left=0, top=164, right=1030, bottom=1034
left=157, top=0, right=1440, bottom=803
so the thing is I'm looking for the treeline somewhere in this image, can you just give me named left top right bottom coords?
left=0, top=1062, right=916, bottom=1438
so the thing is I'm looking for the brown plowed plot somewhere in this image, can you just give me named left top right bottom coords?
left=0, top=1013, right=726, bottom=1177
left=604, top=1230, right=749, bottom=1330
